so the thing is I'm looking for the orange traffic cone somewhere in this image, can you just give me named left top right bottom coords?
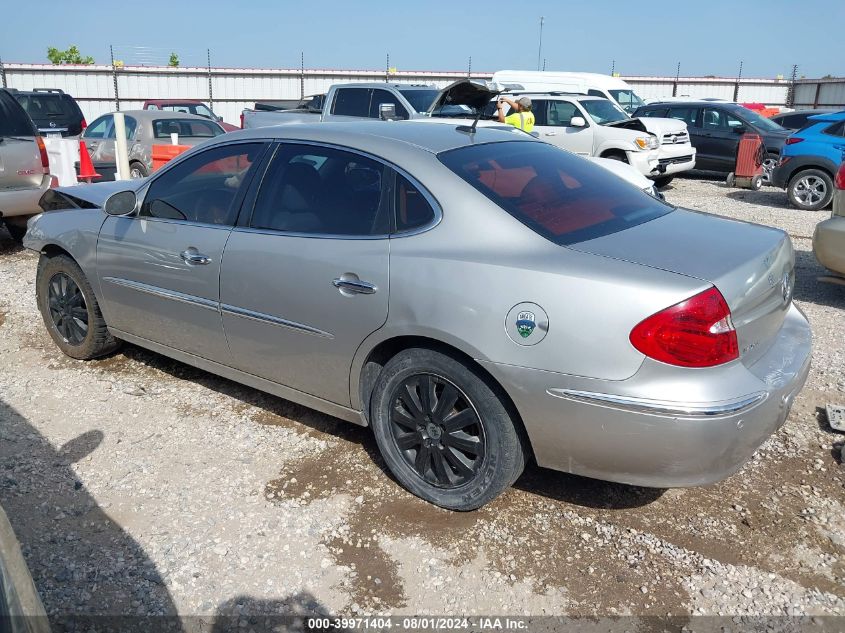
left=77, top=140, right=101, bottom=183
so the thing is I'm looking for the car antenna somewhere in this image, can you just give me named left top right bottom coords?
left=457, top=90, right=501, bottom=135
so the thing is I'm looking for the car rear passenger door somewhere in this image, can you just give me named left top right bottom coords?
left=220, top=142, right=390, bottom=407
left=96, top=141, right=267, bottom=362
left=698, top=107, right=742, bottom=171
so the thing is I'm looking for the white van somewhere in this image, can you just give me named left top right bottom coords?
left=492, top=71, right=647, bottom=114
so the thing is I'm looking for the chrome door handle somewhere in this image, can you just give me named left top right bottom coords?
left=180, top=249, right=212, bottom=265
left=544, top=132, right=557, bottom=136
left=333, top=278, right=377, bottom=294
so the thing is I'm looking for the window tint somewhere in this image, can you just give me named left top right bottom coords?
left=142, top=142, right=263, bottom=225
left=580, top=99, right=627, bottom=124
left=609, top=89, right=645, bottom=114
left=702, top=108, right=744, bottom=131
left=667, top=107, right=699, bottom=127
left=0, top=91, right=35, bottom=136
left=251, top=144, right=387, bottom=236
left=395, top=174, right=435, bottom=232
left=105, top=115, right=137, bottom=140
left=331, top=88, right=371, bottom=117
left=369, top=89, right=409, bottom=120
left=824, top=121, right=845, bottom=137
left=397, top=89, right=439, bottom=113
left=531, top=100, right=547, bottom=126
left=153, top=118, right=222, bottom=139
left=83, top=115, right=111, bottom=139
left=587, top=89, right=605, bottom=98
left=14, top=94, right=72, bottom=119
left=547, top=101, right=579, bottom=127
left=439, top=141, right=672, bottom=246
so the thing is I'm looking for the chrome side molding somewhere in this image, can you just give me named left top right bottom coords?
left=547, top=389, right=767, bottom=418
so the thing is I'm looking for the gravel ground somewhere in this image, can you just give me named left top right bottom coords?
left=0, top=175, right=843, bottom=626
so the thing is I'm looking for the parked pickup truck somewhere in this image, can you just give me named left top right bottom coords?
left=241, top=83, right=442, bottom=129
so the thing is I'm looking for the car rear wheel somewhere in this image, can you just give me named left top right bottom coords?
left=129, top=161, right=148, bottom=179
left=370, top=348, right=525, bottom=511
left=652, top=176, right=674, bottom=189
left=787, top=169, right=833, bottom=211
left=36, top=254, right=121, bottom=360
left=761, top=153, right=779, bottom=185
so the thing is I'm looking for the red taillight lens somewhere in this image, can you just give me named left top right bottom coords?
left=630, top=287, right=738, bottom=368
left=35, top=136, right=49, bottom=172
left=785, top=137, right=804, bottom=145
left=80, top=118, right=88, bottom=131
left=836, top=163, right=845, bottom=190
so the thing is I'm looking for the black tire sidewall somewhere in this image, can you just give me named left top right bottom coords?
left=653, top=176, right=674, bottom=188
left=130, top=161, right=148, bottom=178
left=36, top=255, right=114, bottom=360
left=787, top=169, right=833, bottom=211
left=370, top=348, right=523, bottom=511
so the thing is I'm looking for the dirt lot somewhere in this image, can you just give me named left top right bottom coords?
left=0, top=175, right=843, bottom=625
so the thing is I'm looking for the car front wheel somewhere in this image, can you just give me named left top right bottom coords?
left=787, top=169, right=833, bottom=211
left=36, top=254, right=121, bottom=359
left=370, top=348, right=525, bottom=511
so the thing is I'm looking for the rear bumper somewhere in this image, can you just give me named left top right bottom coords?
left=652, top=145, right=697, bottom=177
left=0, top=175, right=51, bottom=220
left=813, top=215, right=845, bottom=276
left=484, top=303, right=812, bottom=488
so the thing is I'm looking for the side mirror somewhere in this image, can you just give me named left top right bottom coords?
left=570, top=116, right=587, bottom=128
left=104, top=190, right=137, bottom=216
left=379, top=103, right=399, bottom=121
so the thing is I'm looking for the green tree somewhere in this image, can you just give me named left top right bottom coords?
left=169, top=52, right=180, bottom=67
left=47, top=45, right=94, bottom=65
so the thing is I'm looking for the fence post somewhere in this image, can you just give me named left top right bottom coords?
left=0, top=55, right=6, bottom=89
left=110, top=45, right=120, bottom=111
left=207, top=49, right=213, bottom=109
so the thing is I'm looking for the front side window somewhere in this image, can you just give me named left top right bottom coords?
left=580, top=99, right=628, bottom=125
left=369, top=89, right=409, bottom=120
left=250, top=144, right=387, bottom=236
left=702, top=108, right=744, bottom=131
left=0, top=92, right=35, bottom=136
left=83, top=115, right=112, bottom=139
left=142, top=142, right=263, bottom=226
left=439, top=141, right=672, bottom=246
left=639, top=107, right=668, bottom=118
left=546, top=101, right=579, bottom=127
left=331, top=88, right=371, bottom=117
left=609, top=89, right=645, bottom=114
left=667, top=107, right=699, bottom=127
left=105, top=115, right=137, bottom=140
left=153, top=118, right=223, bottom=139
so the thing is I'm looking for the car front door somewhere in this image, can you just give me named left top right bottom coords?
left=534, top=100, right=594, bottom=155
left=699, top=107, right=743, bottom=171
left=220, top=142, right=390, bottom=406
left=96, top=141, right=267, bottom=362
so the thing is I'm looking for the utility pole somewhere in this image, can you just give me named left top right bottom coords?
left=0, top=55, right=6, bottom=89
left=300, top=51, right=305, bottom=100
left=543, top=58, right=546, bottom=71
left=733, top=60, right=743, bottom=102
left=385, top=53, right=390, bottom=83
left=207, top=49, right=213, bottom=109
left=467, top=56, right=472, bottom=78
left=536, top=16, right=545, bottom=71
left=110, top=45, right=120, bottom=111
left=787, top=64, right=799, bottom=107
left=611, top=60, right=615, bottom=76
left=672, top=62, right=681, bottom=97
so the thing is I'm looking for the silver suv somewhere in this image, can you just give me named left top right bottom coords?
left=0, top=88, right=51, bottom=241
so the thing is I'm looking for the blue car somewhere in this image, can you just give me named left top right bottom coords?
left=771, top=110, right=845, bottom=210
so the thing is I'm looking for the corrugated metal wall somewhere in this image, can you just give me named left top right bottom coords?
left=2, top=63, right=842, bottom=126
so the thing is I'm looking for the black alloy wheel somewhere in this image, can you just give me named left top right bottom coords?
left=47, top=272, right=89, bottom=345
left=389, top=373, right=486, bottom=488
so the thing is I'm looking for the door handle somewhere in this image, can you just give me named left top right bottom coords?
left=180, top=248, right=212, bottom=265
left=544, top=132, right=557, bottom=136
left=333, top=277, right=377, bottom=295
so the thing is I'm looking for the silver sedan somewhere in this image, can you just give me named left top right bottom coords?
left=24, top=122, right=812, bottom=510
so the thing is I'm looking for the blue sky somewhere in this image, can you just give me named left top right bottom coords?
left=2, top=0, right=841, bottom=78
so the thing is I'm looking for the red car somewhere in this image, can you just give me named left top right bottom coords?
left=142, top=99, right=238, bottom=132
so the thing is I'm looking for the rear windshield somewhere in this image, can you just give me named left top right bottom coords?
left=153, top=119, right=223, bottom=139
left=438, top=141, right=673, bottom=245
left=0, top=91, right=35, bottom=136
left=14, top=93, right=77, bottom=120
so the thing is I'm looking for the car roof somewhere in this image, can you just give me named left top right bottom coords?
left=643, top=101, right=743, bottom=109
left=99, top=110, right=220, bottom=122
left=329, top=83, right=436, bottom=90
left=807, top=110, right=845, bottom=122
left=205, top=120, right=536, bottom=155
left=144, top=99, right=204, bottom=104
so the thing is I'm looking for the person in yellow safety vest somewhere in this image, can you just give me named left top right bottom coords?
left=496, top=96, right=535, bottom=132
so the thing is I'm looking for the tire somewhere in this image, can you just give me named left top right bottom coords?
left=761, top=152, right=778, bottom=185
left=370, top=348, right=525, bottom=511
left=787, top=169, right=833, bottom=211
left=604, top=152, right=627, bottom=163
left=36, top=254, right=121, bottom=360
left=129, top=161, right=149, bottom=179
left=726, top=173, right=736, bottom=188
left=652, top=176, right=674, bottom=189
left=751, top=175, right=763, bottom=191
left=3, top=221, right=27, bottom=243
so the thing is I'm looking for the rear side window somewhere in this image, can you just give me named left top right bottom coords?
left=439, top=141, right=672, bottom=246
left=331, top=88, right=371, bottom=117
left=395, top=174, right=435, bottom=232
left=105, top=116, right=137, bottom=140
left=153, top=119, right=222, bottom=138
left=823, top=122, right=845, bottom=137
left=369, top=89, right=408, bottom=120
left=639, top=107, right=668, bottom=118
left=0, top=91, right=35, bottom=136
left=667, top=107, right=699, bottom=127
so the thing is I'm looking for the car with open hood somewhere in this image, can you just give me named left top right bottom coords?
left=24, top=121, right=811, bottom=510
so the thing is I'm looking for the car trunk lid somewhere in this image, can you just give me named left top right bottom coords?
left=568, top=209, right=795, bottom=367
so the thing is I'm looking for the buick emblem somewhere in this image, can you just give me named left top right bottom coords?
left=516, top=311, right=536, bottom=338
left=781, top=272, right=792, bottom=304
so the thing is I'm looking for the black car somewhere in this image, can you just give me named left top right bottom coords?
left=769, top=108, right=841, bottom=131
left=634, top=101, right=790, bottom=181
left=10, top=88, right=86, bottom=137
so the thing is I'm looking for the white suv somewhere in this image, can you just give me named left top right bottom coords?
left=509, top=94, right=696, bottom=186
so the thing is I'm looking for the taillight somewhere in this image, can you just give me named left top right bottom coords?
left=785, top=137, right=804, bottom=145
left=835, top=163, right=845, bottom=190
left=80, top=118, right=87, bottom=131
left=35, top=136, right=50, bottom=172
left=630, top=287, right=738, bottom=368
left=239, top=113, right=244, bottom=129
